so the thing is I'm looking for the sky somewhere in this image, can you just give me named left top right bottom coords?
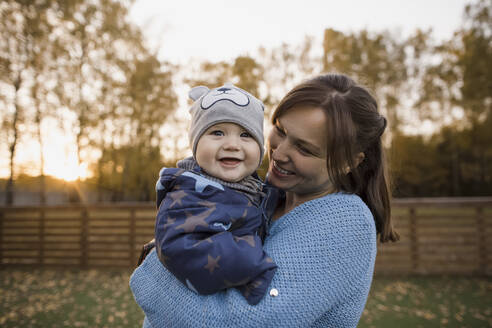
left=129, top=0, right=467, bottom=64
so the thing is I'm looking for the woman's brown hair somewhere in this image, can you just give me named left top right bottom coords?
left=272, top=73, right=399, bottom=243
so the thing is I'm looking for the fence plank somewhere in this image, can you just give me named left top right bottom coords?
left=39, top=208, right=44, bottom=265
left=80, top=208, right=88, bottom=268
left=409, top=207, right=418, bottom=273
left=476, top=206, right=486, bottom=275
left=130, top=209, right=136, bottom=267
left=0, top=209, right=3, bottom=268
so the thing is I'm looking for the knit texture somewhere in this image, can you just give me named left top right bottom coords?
left=130, top=192, right=377, bottom=328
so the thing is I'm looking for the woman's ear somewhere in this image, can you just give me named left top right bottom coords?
left=355, top=152, right=365, bottom=167
left=344, top=152, right=365, bottom=174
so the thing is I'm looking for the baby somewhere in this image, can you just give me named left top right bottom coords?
left=153, top=83, right=277, bottom=305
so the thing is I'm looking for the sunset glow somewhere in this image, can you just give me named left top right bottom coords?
left=46, top=161, right=90, bottom=182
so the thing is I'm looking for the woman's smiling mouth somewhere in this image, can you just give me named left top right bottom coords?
left=273, top=160, right=295, bottom=175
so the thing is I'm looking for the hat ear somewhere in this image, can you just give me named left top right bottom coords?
left=189, top=86, right=210, bottom=101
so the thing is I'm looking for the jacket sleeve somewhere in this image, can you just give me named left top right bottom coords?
left=154, top=179, right=276, bottom=305
left=131, top=195, right=377, bottom=327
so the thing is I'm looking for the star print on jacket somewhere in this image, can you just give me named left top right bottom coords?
left=154, top=167, right=277, bottom=305
left=163, top=216, right=176, bottom=229
left=168, top=190, right=187, bottom=208
left=204, top=255, right=221, bottom=274
left=174, top=203, right=216, bottom=233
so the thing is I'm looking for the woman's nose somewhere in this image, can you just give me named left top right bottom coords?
left=271, top=140, right=289, bottom=162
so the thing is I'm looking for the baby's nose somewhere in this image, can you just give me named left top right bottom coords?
left=222, top=137, right=240, bottom=150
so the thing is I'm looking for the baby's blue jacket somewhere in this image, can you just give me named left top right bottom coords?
left=154, top=166, right=277, bottom=305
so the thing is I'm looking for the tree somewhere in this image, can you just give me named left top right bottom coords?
left=456, top=0, right=492, bottom=192
left=123, top=56, right=177, bottom=200
left=232, top=56, right=263, bottom=98
left=93, top=53, right=177, bottom=201
left=390, top=133, right=448, bottom=196
left=257, top=37, right=321, bottom=113
left=184, top=55, right=264, bottom=98
left=459, top=0, right=492, bottom=121
left=183, top=61, right=233, bottom=89
left=413, top=0, right=492, bottom=195
left=323, top=28, right=408, bottom=134
left=0, top=0, right=59, bottom=204
left=50, top=0, right=174, bottom=202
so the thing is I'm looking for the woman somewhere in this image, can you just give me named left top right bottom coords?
left=130, top=73, right=399, bottom=327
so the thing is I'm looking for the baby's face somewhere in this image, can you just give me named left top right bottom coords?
left=195, top=122, right=261, bottom=182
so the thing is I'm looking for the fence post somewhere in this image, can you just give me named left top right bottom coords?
left=80, top=207, right=88, bottom=268
left=476, top=206, right=486, bottom=275
left=130, top=209, right=136, bottom=267
left=39, top=208, right=45, bottom=266
left=409, top=207, right=419, bottom=274
left=0, top=209, right=3, bottom=268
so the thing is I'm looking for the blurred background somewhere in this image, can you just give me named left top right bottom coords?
left=0, top=0, right=490, bottom=205
left=0, top=1, right=491, bottom=327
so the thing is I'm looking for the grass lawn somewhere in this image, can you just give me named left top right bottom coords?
left=359, top=276, right=491, bottom=328
left=1, top=268, right=491, bottom=327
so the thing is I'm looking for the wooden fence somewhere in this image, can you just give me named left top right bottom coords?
left=0, top=198, right=491, bottom=275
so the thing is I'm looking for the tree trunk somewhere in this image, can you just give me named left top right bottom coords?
left=75, top=130, right=83, bottom=204
left=96, top=153, right=104, bottom=203
left=6, top=76, right=21, bottom=205
left=35, top=96, right=46, bottom=204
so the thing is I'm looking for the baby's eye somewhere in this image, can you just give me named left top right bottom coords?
left=240, top=131, right=252, bottom=138
left=210, top=130, right=224, bottom=136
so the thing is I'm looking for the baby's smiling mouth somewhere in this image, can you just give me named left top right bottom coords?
left=219, top=157, right=242, bottom=166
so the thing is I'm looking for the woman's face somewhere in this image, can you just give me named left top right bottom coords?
left=267, top=106, right=334, bottom=199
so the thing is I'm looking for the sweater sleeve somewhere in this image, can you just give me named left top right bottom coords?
left=130, top=193, right=377, bottom=328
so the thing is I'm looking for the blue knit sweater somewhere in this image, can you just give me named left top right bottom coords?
left=130, top=192, right=377, bottom=327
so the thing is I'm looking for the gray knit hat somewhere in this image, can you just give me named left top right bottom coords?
left=188, top=83, right=265, bottom=164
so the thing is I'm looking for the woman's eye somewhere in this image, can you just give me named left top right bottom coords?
left=240, top=132, right=252, bottom=138
left=297, top=145, right=313, bottom=156
left=275, top=125, right=285, bottom=136
left=210, top=130, right=224, bottom=136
